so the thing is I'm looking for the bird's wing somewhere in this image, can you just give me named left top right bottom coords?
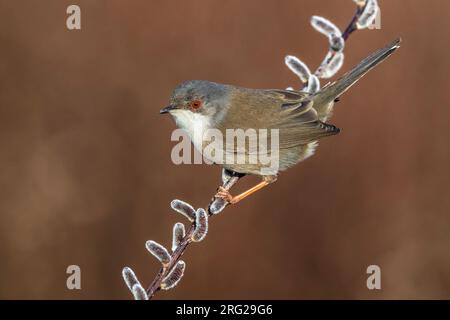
left=220, top=88, right=339, bottom=154
left=261, top=89, right=340, bottom=149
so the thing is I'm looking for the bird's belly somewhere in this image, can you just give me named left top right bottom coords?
left=222, top=141, right=318, bottom=176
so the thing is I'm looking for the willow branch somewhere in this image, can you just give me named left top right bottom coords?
left=342, top=6, right=365, bottom=41
left=145, top=174, right=241, bottom=299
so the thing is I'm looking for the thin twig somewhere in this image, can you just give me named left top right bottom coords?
left=314, top=6, right=365, bottom=74
left=342, top=6, right=365, bottom=41
left=145, top=175, right=241, bottom=299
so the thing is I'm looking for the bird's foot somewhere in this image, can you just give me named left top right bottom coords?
left=215, top=186, right=236, bottom=204
left=209, top=186, right=232, bottom=214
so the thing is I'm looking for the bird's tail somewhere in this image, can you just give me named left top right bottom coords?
left=313, top=38, right=401, bottom=107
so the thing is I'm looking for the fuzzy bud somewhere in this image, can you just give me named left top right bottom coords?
left=311, top=16, right=341, bottom=37
left=285, top=55, right=311, bottom=83
left=209, top=198, right=227, bottom=215
left=132, top=283, right=149, bottom=300
left=191, top=208, right=208, bottom=242
left=161, top=260, right=186, bottom=290
left=122, top=267, right=139, bottom=292
left=329, top=33, right=345, bottom=52
left=317, top=52, right=344, bottom=79
left=303, top=75, right=320, bottom=94
left=172, top=222, right=185, bottom=252
left=145, top=240, right=171, bottom=265
left=357, top=0, right=379, bottom=29
left=170, top=199, right=196, bottom=222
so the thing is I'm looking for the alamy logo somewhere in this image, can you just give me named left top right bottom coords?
left=366, top=265, right=381, bottom=290
left=66, top=265, right=81, bottom=290
left=368, top=10, right=381, bottom=30
left=171, top=128, right=280, bottom=175
left=66, top=5, right=81, bottom=30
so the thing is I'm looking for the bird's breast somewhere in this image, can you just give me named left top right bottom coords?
left=171, top=110, right=211, bottom=152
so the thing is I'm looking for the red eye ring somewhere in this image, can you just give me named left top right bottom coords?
left=191, top=100, right=202, bottom=110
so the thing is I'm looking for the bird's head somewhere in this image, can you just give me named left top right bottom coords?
left=160, top=80, right=229, bottom=130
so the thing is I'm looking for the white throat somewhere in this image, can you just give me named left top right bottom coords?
left=171, top=110, right=211, bottom=151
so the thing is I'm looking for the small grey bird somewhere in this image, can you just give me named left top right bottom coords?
left=160, top=38, right=400, bottom=205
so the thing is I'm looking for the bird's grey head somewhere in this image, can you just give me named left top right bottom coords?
left=160, top=80, right=230, bottom=129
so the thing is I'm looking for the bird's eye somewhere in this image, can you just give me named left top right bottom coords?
left=191, top=100, right=202, bottom=110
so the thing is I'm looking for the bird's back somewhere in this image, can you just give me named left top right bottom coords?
left=205, top=85, right=339, bottom=175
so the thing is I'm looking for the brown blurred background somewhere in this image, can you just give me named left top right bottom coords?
left=0, top=0, right=449, bottom=299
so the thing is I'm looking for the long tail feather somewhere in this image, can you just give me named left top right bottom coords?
left=313, top=38, right=401, bottom=106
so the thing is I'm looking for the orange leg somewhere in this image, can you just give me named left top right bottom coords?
left=216, top=177, right=276, bottom=205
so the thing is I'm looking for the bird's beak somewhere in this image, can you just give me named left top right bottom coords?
left=160, top=105, right=178, bottom=114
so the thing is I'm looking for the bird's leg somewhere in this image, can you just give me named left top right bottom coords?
left=216, top=182, right=268, bottom=204
left=209, top=169, right=246, bottom=214
left=216, top=175, right=277, bottom=205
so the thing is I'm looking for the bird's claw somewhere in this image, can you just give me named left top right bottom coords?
left=215, top=186, right=235, bottom=204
